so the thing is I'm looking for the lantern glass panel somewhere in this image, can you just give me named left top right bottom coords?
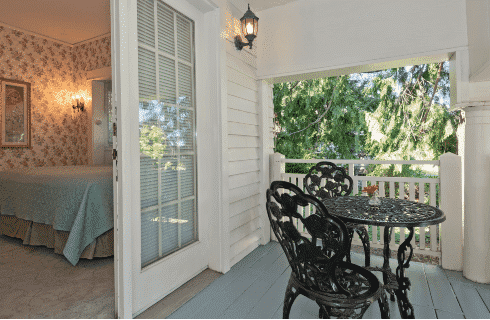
left=244, top=18, right=256, bottom=36
left=253, top=20, right=258, bottom=36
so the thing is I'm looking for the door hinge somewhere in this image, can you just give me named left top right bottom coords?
left=113, top=122, right=117, bottom=136
left=112, top=149, right=117, bottom=160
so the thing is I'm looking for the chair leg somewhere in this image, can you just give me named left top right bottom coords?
left=356, top=226, right=371, bottom=267
left=283, top=276, right=300, bottom=319
left=346, top=228, right=355, bottom=264
left=378, top=291, right=391, bottom=319
left=318, top=304, right=331, bottom=319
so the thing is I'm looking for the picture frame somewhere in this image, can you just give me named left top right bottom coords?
left=1, top=78, right=31, bottom=148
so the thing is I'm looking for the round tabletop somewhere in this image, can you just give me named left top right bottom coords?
left=322, top=196, right=446, bottom=227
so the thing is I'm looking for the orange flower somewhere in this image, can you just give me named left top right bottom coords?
left=362, top=185, right=379, bottom=194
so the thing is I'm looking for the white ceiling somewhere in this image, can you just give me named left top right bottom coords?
left=0, top=0, right=294, bottom=45
left=248, top=0, right=298, bottom=12
left=0, top=0, right=111, bottom=45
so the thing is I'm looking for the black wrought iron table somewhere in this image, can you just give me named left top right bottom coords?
left=322, top=196, right=446, bottom=319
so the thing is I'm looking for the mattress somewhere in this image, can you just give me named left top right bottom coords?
left=0, top=165, right=114, bottom=265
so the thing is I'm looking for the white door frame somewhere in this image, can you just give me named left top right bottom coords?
left=111, top=0, right=228, bottom=318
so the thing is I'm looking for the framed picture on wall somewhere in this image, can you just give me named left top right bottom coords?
left=1, top=78, right=31, bottom=148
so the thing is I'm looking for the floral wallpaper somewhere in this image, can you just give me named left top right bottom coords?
left=73, top=36, right=111, bottom=77
left=0, top=25, right=111, bottom=170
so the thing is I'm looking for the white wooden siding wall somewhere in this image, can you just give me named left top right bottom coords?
left=226, top=35, right=263, bottom=267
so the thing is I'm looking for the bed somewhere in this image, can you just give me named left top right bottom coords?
left=0, top=165, right=114, bottom=266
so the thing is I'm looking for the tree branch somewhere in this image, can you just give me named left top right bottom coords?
left=287, top=77, right=340, bottom=136
left=421, top=62, right=444, bottom=123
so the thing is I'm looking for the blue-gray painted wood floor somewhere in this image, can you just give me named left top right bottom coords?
left=168, top=241, right=490, bottom=319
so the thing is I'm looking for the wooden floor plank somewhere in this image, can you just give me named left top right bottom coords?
left=403, top=262, right=433, bottom=307
left=188, top=244, right=285, bottom=319
left=363, top=302, right=383, bottom=319
left=476, top=286, right=490, bottom=311
left=246, top=267, right=291, bottom=319
left=271, top=303, right=284, bottom=319
left=444, top=269, right=490, bottom=291
left=413, top=304, right=437, bottom=319
left=168, top=243, right=276, bottom=319
left=435, top=309, right=465, bottom=319
left=167, top=242, right=490, bottom=320
left=287, top=295, right=319, bottom=318
left=220, top=254, right=289, bottom=318
left=233, top=241, right=279, bottom=271
left=449, top=281, right=490, bottom=319
left=424, top=264, right=463, bottom=314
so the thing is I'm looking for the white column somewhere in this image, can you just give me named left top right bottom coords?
left=463, top=105, right=490, bottom=283
left=259, top=81, right=274, bottom=245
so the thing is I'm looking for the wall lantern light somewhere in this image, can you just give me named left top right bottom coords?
left=72, top=95, right=85, bottom=112
left=234, top=4, right=259, bottom=50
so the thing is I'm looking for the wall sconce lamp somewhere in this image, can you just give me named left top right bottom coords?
left=72, top=95, right=85, bottom=112
left=234, top=4, right=259, bottom=50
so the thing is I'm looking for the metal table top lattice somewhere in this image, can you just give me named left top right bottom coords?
left=322, top=196, right=446, bottom=228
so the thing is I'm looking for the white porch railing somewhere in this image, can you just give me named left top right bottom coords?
left=269, top=153, right=463, bottom=270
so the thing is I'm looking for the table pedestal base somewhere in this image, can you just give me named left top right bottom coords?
left=382, top=226, right=415, bottom=319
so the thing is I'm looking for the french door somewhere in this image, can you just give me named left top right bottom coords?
left=111, top=0, right=221, bottom=317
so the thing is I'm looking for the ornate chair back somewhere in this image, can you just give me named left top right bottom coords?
left=304, top=162, right=354, bottom=200
left=266, top=181, right=351, bottom=293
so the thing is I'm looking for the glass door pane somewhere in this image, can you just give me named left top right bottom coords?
left=137, top=0, right=197, bottom=268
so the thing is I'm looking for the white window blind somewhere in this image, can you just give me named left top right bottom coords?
left=137, top=0, right=197, bottom=268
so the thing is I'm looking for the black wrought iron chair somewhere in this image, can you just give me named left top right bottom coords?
left=266, top=181, right=390, bottom=319
left=304, top=162, right=371, bottom=267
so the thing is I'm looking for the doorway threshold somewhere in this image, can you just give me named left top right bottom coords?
left=135, top=268, right=221, bottom=319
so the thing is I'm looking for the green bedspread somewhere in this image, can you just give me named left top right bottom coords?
left=0, top=165, right=113, bottom=265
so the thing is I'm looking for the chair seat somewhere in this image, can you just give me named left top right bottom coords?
left=291, top=261, right=384, bottom=309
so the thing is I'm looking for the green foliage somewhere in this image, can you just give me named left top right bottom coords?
left=273, top=76, right=376, bottom=174
left=362, top=63, right=459, bottom=161
left=140, top=125, right=167, bottom=159
left=139, top=124, right=184, bottom=170
left=273, top=62, right=461, bottom=174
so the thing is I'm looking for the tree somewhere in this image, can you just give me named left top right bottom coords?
left=139, top=101, right=185, bottom=171
left=362, top=62, right=460, bottom=162
left=273, top=76, right=376, bottom=173
left=273, top=62, right=461, bottom=174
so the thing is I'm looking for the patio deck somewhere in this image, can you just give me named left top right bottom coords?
left=167, top=241, right=490, bottom=319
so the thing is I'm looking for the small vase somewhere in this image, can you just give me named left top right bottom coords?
left=368, top=191, right=381, bottom=207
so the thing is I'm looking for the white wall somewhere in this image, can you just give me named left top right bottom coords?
left=466, top=0, right=490, bottom=81
left=226, top=38, right=263, bottom=267
left=223, top=0, right=275, bottom=268
left=256, top=0, right=468, bottom=82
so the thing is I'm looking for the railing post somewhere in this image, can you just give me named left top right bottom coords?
left=348, top=163, right=357, bottom=195
left=440, top=152, right=463, bottom=271
left=270, top=153, right=285, bottom=183
left=269, top=153, right=285, bottom=242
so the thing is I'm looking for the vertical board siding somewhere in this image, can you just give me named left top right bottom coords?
left=225, top=10, right=262, bottom=268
